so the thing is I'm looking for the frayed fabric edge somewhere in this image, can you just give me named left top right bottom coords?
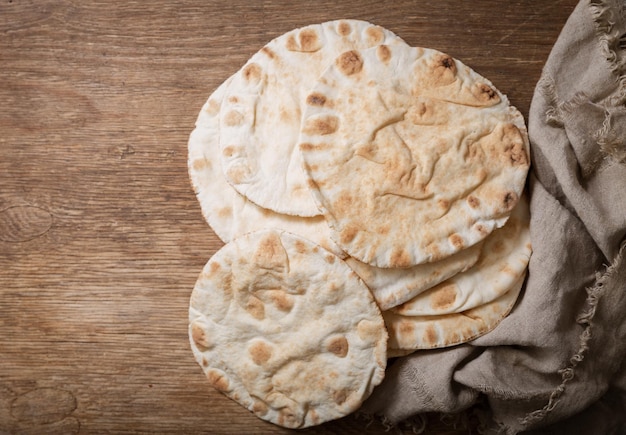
left=587, top=0, right=626, bottom=167
left=515, top=241, right=626, bottom=430
left=355, top=411, right=425, bottom=434
left=589, top=0, right=626, bottom=98
left=357, top=410, right=479, bottom=435
left=593, top=107, right=626, bottom=165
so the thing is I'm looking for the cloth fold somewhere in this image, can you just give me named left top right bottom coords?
left=362, top=1, right=626, bottom=433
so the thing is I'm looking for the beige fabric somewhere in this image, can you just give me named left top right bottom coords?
left=219, top=20, right=407, bottom=216
left=187, top=78, right=344, bottom=257
left=299, top=44, right=530, bottom=268
left=384, top=272, right=524, bottom=351
left=345, top=240, right=483, bottom=311
left=189, top=230, right=387, bottom=429
left=393, top=194, right=530, bottom=316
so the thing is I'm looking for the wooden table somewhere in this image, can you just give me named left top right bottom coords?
left=1, top=1, right=578, bottom=433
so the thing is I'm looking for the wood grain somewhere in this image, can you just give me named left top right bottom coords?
left=0, top=1, right=577, bottom=433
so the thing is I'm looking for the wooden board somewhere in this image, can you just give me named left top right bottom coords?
left=0, top=1, right=577, bottom=433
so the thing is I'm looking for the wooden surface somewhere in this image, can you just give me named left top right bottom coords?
left=0, top=1, right=577, bottom=433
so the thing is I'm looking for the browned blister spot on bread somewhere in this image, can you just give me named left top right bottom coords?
left=261, top=46, right=276, bottom=60
left=226, top=164, right=251, bottom=184
left=449, top=234, right=464, bottom=249
left=331, top=191, right=353, bottom=216
left=365, top=26, right=384, bottom=44
left=249, top=340, right=273, bottom=365
left=300, top=142, right=332, bottom=153
left=430, top=283, right=457, bottom=311
left=423, top=325, right=438, bottom=346
left=243, top=63, right=262, bottom=83
left=398, top=319, right=414, bottom=338
left=191, top=322, right=211, bottom=350
left=357, top=319, right=381, bottom=343
left=501, top=124, right=528, bottom=166
left=425, top=242, right=442, bottom=262
left=209, top=261, right=221, bottom=275
left=327, top=336, right=349, bottom=358
left=376, top=45, right=391, bottom=63
left=217, top=206, right=232, bottom=219
left=333, top=389, right=349, bottom=405
left=471, top=83, right=501, bottom=105
left=424, top=53, right=458, bottom=87
left=206, top=369, right=231, bottom=392
left=336, top=50, right=364, bottom=76
left=340, top=225, right=358, bottom=244
left=270, top=291, right=294, bottom=311
left=302, top=115, right=339, bottom=136
left=224, top=110, right=244, bottom=126
left=204, top=98, right=220, bottom=115
left=252, top=400, right=269, bottom=416
left=299, top=28, right=321, bottom=52
left=475, top=223, right=489, bottom=237
left=286, top=28, right=321, bottom=52
left=294, top=239, right=308, bottom=254
left=191, top=158, right=209, bottom=171
left=222, top=145, right=236, bottom=157
left=245, top=295, right=265, bottom=320
left=390, top=247, right=411, bottom=268
left=306, top=92, right=327, bottom=107
left=502, top=191, right=518, bottom=212
left=337, top=21, right=352, bottom=36
left=467, top=195, right=480, bottom=209
left=255, top=232, right=286, bottom=266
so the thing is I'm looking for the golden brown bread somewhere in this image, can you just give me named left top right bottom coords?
left=189, top=230, right=387, bottom=428
left=384, top=272, right=525, bottom=351
left=218, top=20, right=408, bottom=217
left=187, top=77, right=344, bottom=257
left=187, top=21, right=533, bottom=428
left=393, top=195, right=530, bottom=316
left=298, top=44, right=530, bottom=268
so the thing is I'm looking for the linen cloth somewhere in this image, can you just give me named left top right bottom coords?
left=362, top=1, right=626, bottom=433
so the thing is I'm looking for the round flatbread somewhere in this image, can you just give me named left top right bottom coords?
left=393, top=194, right=531, bottom=316
left=187, top=78, right=344, bottom=257
left=188, top=230, right=387, bottom=428
left=384, top=272, right=525, bottom=351
left=299, top=44, right=530, bottom=267
left=218, top=20, right=407, bottom=216
left=345, top=239, right=483, bottom=311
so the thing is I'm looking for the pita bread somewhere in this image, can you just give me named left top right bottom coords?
left=384, top=272, right=525, bottom=351
left=218, top=20, right=407, bottom=217
left=345, top=239, right=483, bottom=311
left=189, top=230, right=387, bottom=428
left=393, top=195, right=531, bottom=316
left=187, top=78, right=344, bottom=257
left=299, top=44, right=530, bottom=268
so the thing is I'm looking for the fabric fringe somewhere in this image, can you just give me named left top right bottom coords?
left=594, top=108, right=626, bottom=165
left=358, top=410, right=481, bottom=434
left=517, top=241, right=626, bottom=429
left=540, top=0, right=626, bottom=176
left=589, top=0, right=626, bottom=99
left=537, top=75, right=564, bottom=127
left=588, top=0, right=626, bottom=169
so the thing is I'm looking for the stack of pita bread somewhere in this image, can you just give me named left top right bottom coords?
left=187, top=20, right=531, bottom=428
